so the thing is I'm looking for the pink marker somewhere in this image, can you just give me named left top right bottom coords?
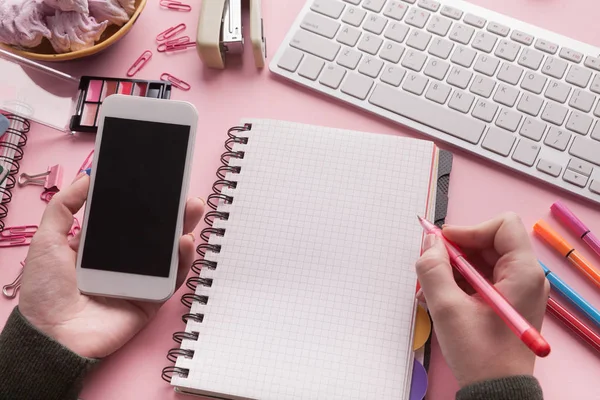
left=417, top=216, right=551, bottom=358
left=551, top=201, right=600, bottom=258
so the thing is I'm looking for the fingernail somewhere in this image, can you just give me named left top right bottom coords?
left=197, top=197, right=206, bottom=206
left=186, top=232, right=195, bottom=242
left=423, top=234, right=436, bottom=250
left=416, top=288, right=425, bottom=303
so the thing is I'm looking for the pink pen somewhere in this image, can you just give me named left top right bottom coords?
left=551, top=201, right=600, bottom=258
left=417, top=216, right=551, bottom=358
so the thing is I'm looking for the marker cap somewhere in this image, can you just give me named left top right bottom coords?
left=551, top=201, right=588, bottom=238
left=534, top=220, right=573, bottom=257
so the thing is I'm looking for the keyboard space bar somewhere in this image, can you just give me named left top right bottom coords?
left=369, top=84, right=486, bottom=145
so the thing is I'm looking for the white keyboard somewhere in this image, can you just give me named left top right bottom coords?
left=270, top=0, right=600, bottom=205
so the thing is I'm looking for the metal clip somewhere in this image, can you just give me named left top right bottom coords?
left=156, top=23, right=186, bottom=42
left=127, top=50, right=153, bottom=77
left=160, top=73, right=191, bottom=91
left=160, top=0, right=192, bottom=11
left=3, top=262, right=24, bottom=299
left=18, top=164, right=63, bottom=192
left=0, top=236, right=32, bottom=247
left=1, top=225, right=37, bottom=238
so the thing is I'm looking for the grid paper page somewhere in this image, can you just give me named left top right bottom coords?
left=173, top=120, right=435, bottom=400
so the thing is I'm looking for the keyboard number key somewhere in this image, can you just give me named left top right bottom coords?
left=494, top=40, right=520, bottom=62
left=341, top=72, right=374, bottom=99
left=449, top=24, right=474, bottom=45
left=363, top=0, right=386, bottom=12
left=518, top=48, right=544, bottom=70
left=426, top=16, right=452, bottom=37
left=383, top=1, right=408, bottom=21
left=311, top=0, right=346, bottom=19
left=482, top=127, right=516, bottom=157
left=512, top=140, right=541, bottom=166
left=319, top=64, right=347, bottom=88
left=405, top=8, right=431, bottom=29
left=541, top=57, right=568, bottom=79
left=472, top=31, right=497, bottom=53
left=537, top=159, right=562, bottom=177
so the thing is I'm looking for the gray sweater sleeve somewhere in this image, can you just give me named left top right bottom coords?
left=0, top=307, right=99, bottom=400
left=457, top=375, right=544, bottom=400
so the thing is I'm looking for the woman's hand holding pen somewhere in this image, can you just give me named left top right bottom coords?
left=415, top=213, right=550, bottom=387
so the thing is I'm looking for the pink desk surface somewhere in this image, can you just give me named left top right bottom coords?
left=1, top=0, right=600, bottom=399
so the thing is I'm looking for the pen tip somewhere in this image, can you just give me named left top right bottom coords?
left=417, top=215, right=423, bottom=222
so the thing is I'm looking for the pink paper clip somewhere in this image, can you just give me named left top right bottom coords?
left=77, top=150, right=94, bottom=178
left=2, top=261, right=25, bottom=299
left=159, top=0, right=191, bottom=12
left=0, top=236, right=32, bottom=248
left=68, top=217, right=81, bottom=238
left=40, top=190, right=58, bottom=203
left=127, top=50, right=153, bottom=77
left=157, top=36, right=194, bottom=52
left=160, top=73, right=191, bottom=91
left=1, top=225, right=38, bottom=238
left=18, top=164, right=63, bottom=193
left=156, top=23, right=186, bottom=42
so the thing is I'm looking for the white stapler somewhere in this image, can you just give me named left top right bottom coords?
left=196, top=0, right=267, bottom=69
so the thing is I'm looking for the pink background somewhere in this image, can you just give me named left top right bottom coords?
left=1, top=0, right=600, bottom=399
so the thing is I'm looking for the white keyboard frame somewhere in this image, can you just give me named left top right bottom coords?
left=270, top=0, right=600, bottom=206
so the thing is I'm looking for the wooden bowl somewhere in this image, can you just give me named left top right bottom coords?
left=0, top=0, right=147, bottom=62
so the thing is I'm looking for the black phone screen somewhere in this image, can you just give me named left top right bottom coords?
left=80, top=117, right=190, bottom=277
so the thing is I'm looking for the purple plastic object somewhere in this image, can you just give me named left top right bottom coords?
left=409, top=359, right=428, bottom=400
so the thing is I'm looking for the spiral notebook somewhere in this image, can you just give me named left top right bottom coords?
left=164, top=120, right=452, bottom=400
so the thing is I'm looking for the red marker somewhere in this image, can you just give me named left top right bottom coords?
left=418, top=216, right=551, bottom=357
left=547, top=297, right=600, bottom=354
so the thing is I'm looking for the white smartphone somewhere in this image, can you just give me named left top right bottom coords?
left=76, top=95, right=197, bottom=301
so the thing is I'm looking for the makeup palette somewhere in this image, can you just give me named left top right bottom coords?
left=70, top=77, right=172, bottom=133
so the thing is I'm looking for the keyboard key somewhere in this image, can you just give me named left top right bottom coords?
left=405, top=8, right=431, bottom=28
left=541, top=102, right=568, bottom=125
left=337, top=47, right=362, bottom=69
left=470, top=75, right=496, bottom=98
left=278, top=47, right=304, bottom=72
left=424, top=58, right=450, bottom=80
left=545, top=126, right=571, bottom=150
left=425, top=82, right=452, bottom=104
left=358, top=33, right=383, bottom=54
left=474, top=54, right=500, bottom=76
left=512, top=140, right=541, bottom=166
left=511, top=30, right=534, bottom=46
left=447, top=66, right=472, bottom=89
left=449, top=91, right=475, bottom=113
left=299, top=56, right=325, bottom=80
left=487, top=22, right=510, bottom=37
left=482, top=127, right=516, bottom=156
left=440, top=5, right=462, bottom=20
left=358, top=56, right=384, bottom=77
left=341, top=72, right=374, bottom=99
left=591, top=75, right=600, bottom=94
left=429, top=38, right=454, bottom=59
left=319, top=64, right=347, bottom=88
left=494, top=40, right=520, bottom=62
left=517, top=93, right=544, bottom=116
left=403, top=72, right=429, bottom=95
left=401, top=49, right=427, bottom=71
left=380, top=65, right=406, bottom=86
left=595, top=101, right=600, bottom=118
left=493, top=83, right=520, bottom=107
left=402, top=0, right=416, bottom=3
left=362, top=0, right=386, bottom=12
left=584, top=56, right=600, bottom=71
left=406, top=30, right=432, bottom=51
left=464, top=13, right=486, bottom=29
left=342, top=7, right=367, bottom=26
left=537, top=159, right=562, bottom=177
left=520, top=117, right=546, bottom=141
left=472, top=31, right=497, bottom=53
left=418, top=0, right=440, bottom=12
left=451, top=46, right=476, bottom=68
left=560, top=48, right=583, bottom=63
left=567, top=159, right=593, bottom=177
left=427, top=16, right=452, bottom=37
left=302, top=12, right=341, bottom=39
left=544, top=80, right=571, bottom=103
left=563, top=169, right=588, bottom=187
left=518, top=48, right=544, bottom=70
left=472, top=98, right=499, bottom=122
left=566, top=65, right=592, bottom=88
left=534, top=39, right=558, bottom=55
left=383, top=1, right=408, bottom=21
left=449, top=24, right=474, bottom=45
left=384, top=22, right=410, bottom=43
left=343, top=0, right=361, bottom=4
left=380, top=41, right=405, bottom=63
left=291, top=30, right=341, bottom=61
left=496, top=108, right=522, bottom=132
left=363, top=14, right=388, bottom=34
left=337, top=26, right=362, bottom=46
left=590, top=180, right=600, bottom=194
left=592, top=122, right=600, bottom=141
left=521, top=71, right=547, bottom=94
left=497, top=63, right=523, bottom=85
left=569, top=89, right=596, bottom=113
left=541, top=57, right=568, bottom=79
left=570, top=136, right=600, bottom=166
left=311, top=0, right=346, bottom=19
left=369, top=83, right=486, bottom=144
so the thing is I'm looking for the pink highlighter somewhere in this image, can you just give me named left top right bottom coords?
left=418, top=216, right=551, bottom=358
left=551, top=201, right=600, bottom=258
